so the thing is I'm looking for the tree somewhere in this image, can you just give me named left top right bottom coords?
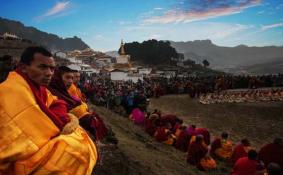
left=202, top=59, right=210, bottom=67
left=118, top=39, right=179, bottom=65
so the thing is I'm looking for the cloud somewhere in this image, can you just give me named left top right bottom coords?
left=35, top=1, right=71, bottom=21
left=122, top=22, right=252, bottom=44
left=262, top=22, right=283, bottom=30
left=94, top=34, right=104, bottom=40
left=118, top=21, right=132, bottom=25
left=154, top=7, right=163, bottom=10
left=143, top=0, right=261, bottom=24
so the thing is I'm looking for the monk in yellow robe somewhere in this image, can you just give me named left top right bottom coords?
left=68, top=70, right=86, bottom=102
left=48, top=66, right=108, bottom=141
left=0, top=47, right=97, bottom=175
left=211, top=132, right=233, bottom=160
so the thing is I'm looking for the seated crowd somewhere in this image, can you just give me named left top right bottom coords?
left=128, top=107, right=283, bottom=174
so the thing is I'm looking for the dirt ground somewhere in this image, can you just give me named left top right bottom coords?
left=93, top=95, right=283, bottom=175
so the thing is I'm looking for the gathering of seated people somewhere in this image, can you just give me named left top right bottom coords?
left=1, top=47, right=282, bottom=175
left=127, top=107, right=283, bottom=174
left=200, top=89, right=283, bottom=104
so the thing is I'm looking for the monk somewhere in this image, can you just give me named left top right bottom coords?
left=259, top=138, right=283, bottom=171
left=232, top=150, right=265, bottom=175
left=267, top=163, right=282, bottom=175
left=68, top=69, right=86, bottom=102
left=195, top=127, right=210, bottom=146
left=144, top=113, right=159, bottom=136
left=48, top=66, right=108, bottom=141
left=187, top=135, right=208, bottom=170
left=175, top=126, right=191, bottom=152
left=231, top=139, right=253, bottom=163
left=154, top=123, right=175, bottom=145
left=210, top=132, right=233, bottom=159
left=0, top=46, right=97, bottom=174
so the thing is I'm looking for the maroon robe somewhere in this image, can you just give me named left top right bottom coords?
left=195, top=128, right=210, bottom=145
left=258, top=143, right=283, bottom=170
left=210, top=138, right=221, bottom=157
left=231, top=144, right=249, bottom=163
left=144, top=118, right=157, bottom=136
left=154, top=127, right=169, bottom=142
left=187, top=142, right=208, bottom=169
left=175, top=130, right=191, bottom=152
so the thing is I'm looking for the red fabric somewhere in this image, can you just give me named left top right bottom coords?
left=175, top=130, right=191, bottom=152
left=231, top=157, right=259, bottom=175
left=231, top=144, right=248, bottom=163
left=195, top=128, right=210, bottom=145
left=159, top=114, right=178, bottom=127
left=48, top=68, right=81, bottom=110
left=154, top=127, right=169, bottom=142
left=187, top=142, right=208, bottom=167
left=258, top=143, right=283, bottom=170
left=144, top=118, right=157, bottom=136
left=90, top=112, right=108, bottom=141
left=16, top=69, right=69, bottom=130
left=49, top=99, right=70, bottom=122
left=211, top=138, right=221, bottom=156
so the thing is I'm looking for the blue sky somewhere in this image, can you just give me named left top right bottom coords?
left=0, top=0, right=283, bottom=51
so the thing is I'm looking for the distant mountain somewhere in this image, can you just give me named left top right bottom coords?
left=105, top=51, right=119, bottom=57
left=0, top=17, right=89, bottom=52
left=170, top=40, right=283, bottom=72
left=238, top=58, right=283, bottom=75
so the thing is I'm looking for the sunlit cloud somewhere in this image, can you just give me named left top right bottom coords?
left=35, top=1, right=71, bottom=21
left=262, top=22, right=283, bottom=30
left=143, top=0, right=261, bottom=24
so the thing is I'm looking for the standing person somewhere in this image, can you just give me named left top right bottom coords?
left=0, top=46, right=97, bottom=174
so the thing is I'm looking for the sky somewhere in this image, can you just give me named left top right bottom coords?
left=0, top=0, right=283, bottom=51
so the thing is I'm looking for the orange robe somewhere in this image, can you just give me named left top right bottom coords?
left=68, top=83, right=85, bottom=102
left=215, top=139, right=233, bottom=159
left=0, top=72, right=97, bottom=175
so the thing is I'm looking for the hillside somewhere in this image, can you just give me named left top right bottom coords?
left=170, top=40, right=283, bottom=71
left=94, top=96, right=283, bottom=175
left=0, top=17, right=89, bottom=52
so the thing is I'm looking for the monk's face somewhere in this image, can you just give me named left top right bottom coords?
left=73, top=72, right=80, bottom=84
left=23, top=53, right=55, bottom=86
left=62, top=72, right=74, bottom=89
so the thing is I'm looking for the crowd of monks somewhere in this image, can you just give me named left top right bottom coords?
left=200, top=89, right=283, bottom=104
left=0, top=47, right=110, bottom=174
left=1, top=47, right=283, bottom=175
left=128, top=108, right=283, bottom=174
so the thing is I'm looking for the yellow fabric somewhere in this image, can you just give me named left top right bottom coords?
left=200, top=157, right=217, bottom=170
left=189, top=136, right=208, bottom=149
left=215, top=139, right=233, bottom=159
left=163, top=134, right=176, bottom=145
left=68, top=84, right=84, bottom=101
left=0, top=72, right=97, bottom=175
left=69, top=102, right=89, bottom=119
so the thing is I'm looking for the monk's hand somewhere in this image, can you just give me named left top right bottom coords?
left=61, top=113, right=79, bottom=135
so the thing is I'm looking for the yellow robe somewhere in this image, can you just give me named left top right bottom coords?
left=0, top=72, right=97, bottom=175
left=68, top=84, right=89, bottom=119
left=68, top=84, right=83, bottom=101
left=215, top=139, right=233, bottom=159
